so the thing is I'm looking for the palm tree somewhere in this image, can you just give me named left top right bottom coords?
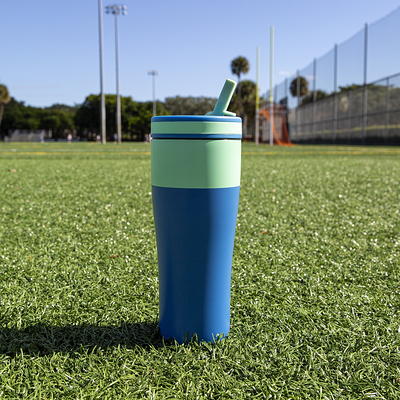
left=289, top=76, right=309, bottom=99
left=231, top=56, right=250, bottom=83
left=230, top=57, right=250, bottom=117
left=0, top=84, right=11, bottom=130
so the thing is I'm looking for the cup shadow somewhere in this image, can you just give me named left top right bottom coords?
left=0, top=322, right=166, bottom=356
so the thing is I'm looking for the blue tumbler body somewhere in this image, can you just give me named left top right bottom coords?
left=151, top=116, right=242, bottom=343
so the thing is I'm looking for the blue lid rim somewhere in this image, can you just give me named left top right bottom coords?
left=151, top=133, right=242, bottom=139
left=152, top=116, right=241, bottom=123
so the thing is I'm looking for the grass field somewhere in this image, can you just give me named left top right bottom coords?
left=0, top=142, right=399, bottom=399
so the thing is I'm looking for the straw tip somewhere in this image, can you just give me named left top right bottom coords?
left=225, top=79, right=237, bottom=87
left=206, top=79, right=237, bottom=116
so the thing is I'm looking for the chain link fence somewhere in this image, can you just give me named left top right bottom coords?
left=269, top=6, right=400, bottom=144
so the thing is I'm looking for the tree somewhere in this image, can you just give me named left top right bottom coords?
left=230, top=56, right=250, bottom=82
left=0, top=98, right=22, bottom=138
left=231, top=56, right=250, bottom=115
left=0, top=84, right=11, bottom=130
left=338, top=84, right=364, bottom=92
left=75, top=94, right=168, bottom=141
left=40, top=111, right=74, bottom=139
left=41, top=115, right=61, bottom=134
left=289, top=76, right=309, bottom=98
left=230, top=80, right=257, bottom=136
left=0, top=98, right=77, bottom=139
left=300, top=90, right=328, bottom=106
left=230, top=56, right=250, bottom=117
left=164, top=96, right=216, bottom=115
left=41, top=104, right=76, bottom=139
left=230, top=80, right=257, bottom=118
left=75, top=94, right=120, bottom=140
left=0, top=99, right=42, bottom=133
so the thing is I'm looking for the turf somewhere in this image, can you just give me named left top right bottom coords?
left=0, top=142, right=399, bottom=399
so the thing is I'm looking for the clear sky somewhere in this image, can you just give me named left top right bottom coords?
left=1, top=0, right=399, bottom=107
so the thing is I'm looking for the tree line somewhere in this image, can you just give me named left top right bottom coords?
left=0, top=95, right=223, bottom=141
left=1, top=56, right=373, bottom=142
left=0, top=56, right=264, bottom=141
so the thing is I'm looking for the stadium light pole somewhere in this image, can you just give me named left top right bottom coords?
left=106, top=4, right=128, bottom=144
left=269, top=25, right=275, bottom=146
left=255, top=47, right=260, bottom=145
left=148, top=70, right=158, bottom=116
left=98, top=0, right=106, bottom=144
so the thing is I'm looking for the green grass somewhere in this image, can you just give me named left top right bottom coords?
left=0, top=142, right=399, bottom=399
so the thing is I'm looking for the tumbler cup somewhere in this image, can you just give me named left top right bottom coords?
left=151, top=81, right=241, bottom=343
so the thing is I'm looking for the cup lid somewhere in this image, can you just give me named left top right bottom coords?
left=152, top=116, right=241, bottom=123
left=151, top=115, right=242, bottom=139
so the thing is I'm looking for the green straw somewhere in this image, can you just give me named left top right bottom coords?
left=206, top=79, right=237, bottom=116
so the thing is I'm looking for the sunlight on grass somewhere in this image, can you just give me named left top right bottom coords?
left=0, top=143, right=399, bottom=398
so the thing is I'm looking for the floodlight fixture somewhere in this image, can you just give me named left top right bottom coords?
left=105, top=4, right=128, bottom=16
left=106, top=3, right=128, bottom=144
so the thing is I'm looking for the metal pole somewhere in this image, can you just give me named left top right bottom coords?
left=284, top=77, right=288, bottom=99
left=115, top=14, right=122, bottom=143
left=363, top=23, right=368, bottom=86
left=148, top=71, right=158, bottom=116
left=255, top=47, right=260, bottom=145
left=385, top=77, right=390, bottom=142
left=295, top=69, right=300, bottom=139
left=152, top=74, right=156, bottom=116
left=312, top=58, right=317, bottom=138
left=98, top=0, right=106, bottom=144
left=284, top=77, right=289, bottom=142
left=269, top=26, right=274, bottom=146
left=362, top=23, right=368, bottom=143
left=333, top=43, right=338, bottom=142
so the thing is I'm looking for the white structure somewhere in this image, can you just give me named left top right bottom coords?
left=9, top=130, right=46, bottom=142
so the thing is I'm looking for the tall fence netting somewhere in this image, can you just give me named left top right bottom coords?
left=264, top=6, right=400, bottom=144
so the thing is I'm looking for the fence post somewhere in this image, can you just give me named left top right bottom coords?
left=333, top=43, right=338, bottom=143
left=312, top=58, right=317, bottom=140
left=284, top=77, right=289, bottom=141
left=385, top=77, right=390, bottom=142
left=296, top=69, right=300, bottom=139
left=362, top=23, right=369, bottom=143
left=284, top=77, right=288, bottom=99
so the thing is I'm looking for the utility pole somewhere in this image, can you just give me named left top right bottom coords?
left=255, top=47, right=260, bottom=145
left=97, top=0, right=106, bottom=144
left=148, top=70, right=158, bottom=116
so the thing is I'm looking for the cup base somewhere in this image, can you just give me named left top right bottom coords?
left=153, top=185, right=240, bottom=345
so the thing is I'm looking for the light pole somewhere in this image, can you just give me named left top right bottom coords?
left=148, top=70, right=158, bottom=116
left=255, top=47, right=260, bottom=145
left=106, top=4, right=127, bottom=144
left=269, top=25, right=275, bottom=146
left=97, top=0, right=106, bottom=144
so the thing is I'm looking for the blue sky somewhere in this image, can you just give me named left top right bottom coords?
left=1, top=0, right=399, bottom=106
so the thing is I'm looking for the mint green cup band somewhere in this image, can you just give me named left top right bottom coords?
left=151, top=121, right=241, bottom=135
left=151, top=140, right=241, bottom=189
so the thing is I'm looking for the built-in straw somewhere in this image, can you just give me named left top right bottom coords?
left=206, top=79, right=237, bottom=116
